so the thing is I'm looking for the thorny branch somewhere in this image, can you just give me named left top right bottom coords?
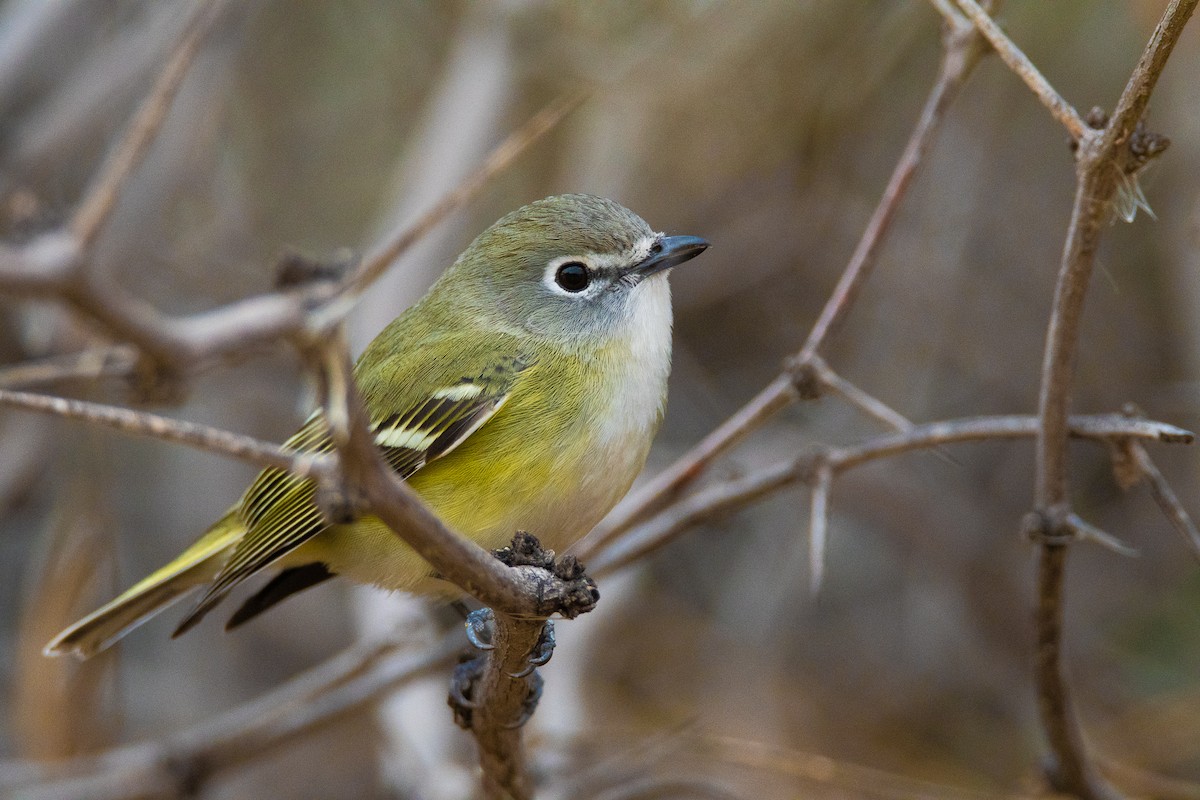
left=1, top=1, right=1197, bottom=798
left=0, top=637, right=458, bottom=800
left=0, top=71, right=577, bottom=383
left=0, top=3, right=583, bottom=795
left=1022, top=1, right=1198, bottom=796
left=590, top=413, right=1193, bottom=578
left=574, top=14, right=989, bottom=561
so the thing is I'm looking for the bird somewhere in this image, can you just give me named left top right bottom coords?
left=45, top=194, right=709, bottom=659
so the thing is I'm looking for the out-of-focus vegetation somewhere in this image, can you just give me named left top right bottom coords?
left=1, top=2, right=1198, bottom=797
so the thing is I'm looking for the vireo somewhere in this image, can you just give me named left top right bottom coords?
left=46, top=194, right=708, bottom=659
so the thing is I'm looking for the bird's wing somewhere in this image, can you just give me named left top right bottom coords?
left=173, top=347, right=533, bottom=635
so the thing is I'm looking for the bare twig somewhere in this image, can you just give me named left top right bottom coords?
left=804, top=355, right=913, bottom=432
left=1062, top=513, right=1138, bottom=558
left=591, top=413, right=1192, bottom=577
left=950, top=0, right=1087, bottom=141
left=71, top=0, right=230, bottom=249
left=0, top=346, right=137, bottom=389
left=1129, top=442, right=1200, bottom=558
left=1029, top=2, right=1197, bottom=796
left=0, top=388, right=326, bottom=479
left=808, top=463, right=833, bottom=594
left=577, top=20, right=986, bottom=561
left=343, top=92, right=586, bottom=303
left=796, top=18, right=986, bottom=363
left=0, top=636, right=458, bottom=800
left=304, top=337, right=591, bottom=795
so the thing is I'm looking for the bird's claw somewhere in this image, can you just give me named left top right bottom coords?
left=465, top=607, right=495, bottom=650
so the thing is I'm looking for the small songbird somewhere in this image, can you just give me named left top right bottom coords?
left=46, top=194, right=708, bottom=659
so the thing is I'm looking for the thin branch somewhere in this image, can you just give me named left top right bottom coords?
left=593, top=458, right=796, bottom=579
left=304, top=339, right=592, bottom=797
left=471, top=614, right=547, bottom=800
left=806, top=356, right=913, bottom=432
left=591, top=413, right=1192, bottom=577
left=1129, top=443, right=1200, bottom=558
left=70, top=0, right=229, bottom=249
left=1029, top=1, right=1196, bottom=796
left=577, top=21, right=986, bottom=561
left=808, top=464, right=833, bottom=595
left=0, top=388, right=326, bottom=479
left=1062, top=512, right=1138, bottom=558
left=342, top=91, right=586, bottom=303
left=0, top=636, right=458, bottom=800
left=950, top=0, right=1087, bottom=141
left=0, top=346, right=136, bottom=389
left=795, top=19, right=986, bottom=362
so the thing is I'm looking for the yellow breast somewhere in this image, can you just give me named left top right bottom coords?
left=299, top=281, right=672, bottom=592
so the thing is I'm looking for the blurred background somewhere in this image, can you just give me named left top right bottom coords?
left=1, top=1, right=1198, bottom=797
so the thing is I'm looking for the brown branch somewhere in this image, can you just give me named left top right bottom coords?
left=303, top=337, right=603, bottom=796
left=1129, top=443, right=1200, bottom=558
left=576, top=20, right=985, bottom=562
left=591, top=413, right=1192, bottom=578
left=798, top=355, right=914, bottom=432
left=796, top=18, right=986, bottom=363
left=951, top=0, right=1087, bottom=141
left=471, top=614, right=547, bottom=800
left=343, top=91, right=586, bottom=303
left=0, top=636, right=457, bottom=800
left=0, top=346, right=136, bottom=390
left=1, top=89, right=579, bottom=378
left=0, top=388, right=327, bottom=480
left=1029, top=2, right=1197, bottom=797
left=71, top=0, right=230, bottom=250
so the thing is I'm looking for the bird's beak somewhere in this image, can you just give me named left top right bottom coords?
left=631, top=235, right=709, bottom=278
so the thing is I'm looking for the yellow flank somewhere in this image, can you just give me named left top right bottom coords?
left=298, top=335, right=662, bottom=591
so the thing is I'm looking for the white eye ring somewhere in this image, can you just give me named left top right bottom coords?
left=554, top=262, right=591, bottom=292
left=543, top=256, right=601, bottom=298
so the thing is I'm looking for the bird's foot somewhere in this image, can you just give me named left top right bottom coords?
left=449, top=608, right=554, bottom=729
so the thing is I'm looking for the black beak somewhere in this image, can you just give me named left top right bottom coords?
left=632, top=235, right=709, bottom=278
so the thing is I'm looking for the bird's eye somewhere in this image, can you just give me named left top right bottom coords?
left=555, top=262, right=591, bottom=293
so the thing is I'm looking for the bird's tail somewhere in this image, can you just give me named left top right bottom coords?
left=43, top=514, right=242, bottom=660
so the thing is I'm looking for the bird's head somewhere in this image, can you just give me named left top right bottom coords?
left=439, top=194, right=708, bottom=343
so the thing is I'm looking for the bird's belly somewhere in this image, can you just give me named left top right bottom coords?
left=297, top=421, right=651, bottom=593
